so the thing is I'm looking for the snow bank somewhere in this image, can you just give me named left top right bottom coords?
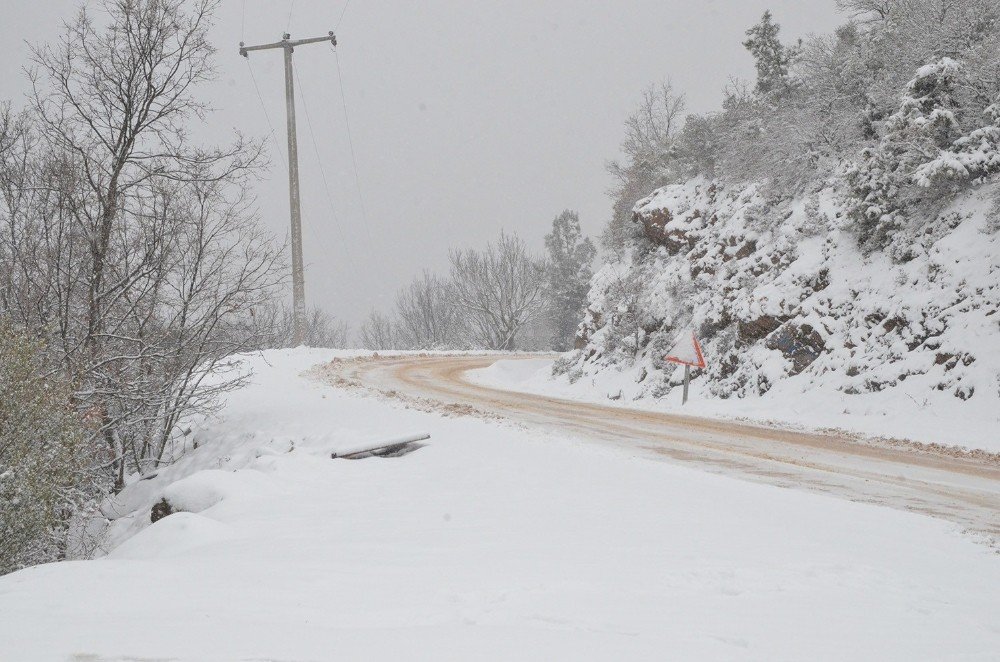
left=473, top=358, right=554, bottom=385
left=111, top=512, right=233, bottom=560
left=0, top=349, right=997, bottom=661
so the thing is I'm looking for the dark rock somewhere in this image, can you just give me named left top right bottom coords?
left=150, top=498, right=175, bottom=524
left=882, top=316, right=905, bottom=333
left=733, top=239, right=757, bottom=260
left=810, top=269, right=830, bottom=292
left=766, top=323, right=825, bottom=374
left=935, top=352, right=954, bottom=366
left=865, top=312, right=885, bottom=327
left=698, top=312, right=731, bottom=340
left=718, top=352, right=740, bottom=379
left=633, top=207, right=694, bottom=254
left=737, top=315, right=785, bottom=345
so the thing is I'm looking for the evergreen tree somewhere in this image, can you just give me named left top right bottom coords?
left=743, top=11, right=801, bottom=96
left=544, top=211, right=596, bottom=351
left=846, top=58, right=966, bottom=252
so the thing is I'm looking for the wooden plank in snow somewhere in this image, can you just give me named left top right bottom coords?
left=330, top=433, right=430, bottom=459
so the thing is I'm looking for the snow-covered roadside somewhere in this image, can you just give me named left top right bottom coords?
left=565, top=178, right=1000, bottom=456
left=467, top=358, right=1000, bottom=454
left=0, top=348, right=997, bottom=661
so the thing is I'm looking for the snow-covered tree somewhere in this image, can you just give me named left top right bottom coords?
left=914, top=97, right=1000, bottom=188
left=544, top=211, right=596, bottom=351
left=845, top=58, right=967, bottom=251
left=359, top=309, right=402, bottom=351
left=675, top=113, right=721, bottom=180
left=604, top=82, right=687, bottom=252
left=395, top=271, right=462, bottom=350
left=449, top=233, right=546, bottom=351
left=743, top=11, right=801, bottom=96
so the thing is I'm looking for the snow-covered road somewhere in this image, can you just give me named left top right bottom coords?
left=324, top=354, right=1000, bottom=537
left=1, top=350, right=998, bottom=661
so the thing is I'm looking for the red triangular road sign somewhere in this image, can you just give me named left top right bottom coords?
left=664, top=331, right=706, bottom=369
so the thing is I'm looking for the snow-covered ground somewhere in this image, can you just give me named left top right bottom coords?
left=0, top=349, right=997, bottom=661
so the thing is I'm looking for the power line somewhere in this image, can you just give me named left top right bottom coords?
left=335, top=0, right=352, bottom=29
left=332, top=49, right=375, bottom=251
left=244, top=60, right=289, bottom=171
left=293, top=65, right=363, bottom=273
left=286, top=0, right=296, bottom=31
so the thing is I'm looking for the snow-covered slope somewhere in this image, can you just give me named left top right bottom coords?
left=559, top=179, right=1000, bottom=451
left=0, top=349, right=997, bottom=660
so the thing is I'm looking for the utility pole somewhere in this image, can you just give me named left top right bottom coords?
left=240, top=31, right=337, bottom=345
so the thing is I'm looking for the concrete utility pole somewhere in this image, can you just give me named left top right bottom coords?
left=240, top=31, right=337, bottom=345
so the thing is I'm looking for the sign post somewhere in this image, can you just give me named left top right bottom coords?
left=664, top=330, right=706, bottom=405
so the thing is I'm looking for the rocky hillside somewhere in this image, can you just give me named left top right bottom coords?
left=557, top=177, right=999, bottom=446
left=550, top=3, right=1000, bottom=447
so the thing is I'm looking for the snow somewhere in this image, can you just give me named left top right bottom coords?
left=914, top=57, right=961, bottom=81
left=665, top=329, right=705, bottom=366
left=567, top=178, right=1000, bottom=453
left=1, top=348, right=998, bottom=661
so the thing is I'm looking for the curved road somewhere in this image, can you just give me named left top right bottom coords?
left=323, top=354, right=1000, bottom=537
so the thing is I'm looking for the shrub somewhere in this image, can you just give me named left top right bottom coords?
left=0, top=324, right=103, bottom=575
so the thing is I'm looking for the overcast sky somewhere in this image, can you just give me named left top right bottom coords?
left=0, top=0, right=843, bottom=327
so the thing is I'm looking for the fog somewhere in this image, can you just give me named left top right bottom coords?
left=0, top=0, right=842, bottom=327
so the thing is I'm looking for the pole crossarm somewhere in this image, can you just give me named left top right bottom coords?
left=240, top=32, right=337, bottom=57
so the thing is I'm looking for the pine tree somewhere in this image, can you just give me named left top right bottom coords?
left=914, top=94, right=1000, bottom=189
left=846, top=58, right=966, bottom=251
left=743, top=11, right=801, bottom=96
left=544, top=211, right=596, bottom=351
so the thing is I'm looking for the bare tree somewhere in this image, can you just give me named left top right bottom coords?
left=619, top=81, right=687, bottom=173
left=0, top=0, right=283, bottom=491
left=604, top=81, right=687, bottom=252
left=303, top=308, right=351, bottom=348
left=135, top=173, right=285, bottom=467
left=836, top=0, right=901, bottom=21
left=359, top=309, right=402, bottom=351
left=394, top=270, right=461, bottom=350
left=252, top=303, right=350, bottom=348
left=448, top=232, right=546, bottom=351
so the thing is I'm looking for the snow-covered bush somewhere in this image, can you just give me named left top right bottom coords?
left=845, top=58, right=967, bottom=253
left=914, top=99, right=1000, bottom=189
left=0, top=325, right=103, bottom=575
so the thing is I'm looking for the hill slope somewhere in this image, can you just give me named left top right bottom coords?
left=558, top=179, right=1000, bottom=450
